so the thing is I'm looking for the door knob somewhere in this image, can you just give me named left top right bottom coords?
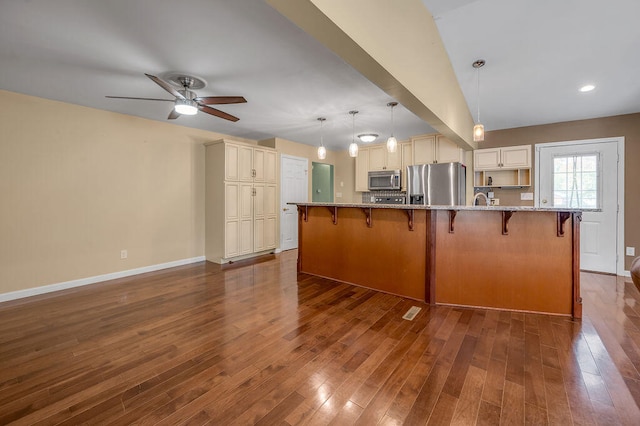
left=542, top=199, right=548, bottom=204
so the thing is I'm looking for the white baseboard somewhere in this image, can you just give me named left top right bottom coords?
left=624, top=270, right=631, bottom=277
left=0, top=256, right=206, bottom=304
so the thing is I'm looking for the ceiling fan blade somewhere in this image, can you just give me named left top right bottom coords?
left=145, top=73, right=184, bottom=99
left=195, top=96, right=247, bottom=105
left=167, top=109, right=180, bottom=120
left=198, top=105, right=240, bottom=122
left=106, top=96, right=174, bottom=102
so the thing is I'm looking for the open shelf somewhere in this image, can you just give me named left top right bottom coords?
left=474, top=168, right=531, bottom=188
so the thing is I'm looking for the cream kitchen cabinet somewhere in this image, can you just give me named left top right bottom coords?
left=368, top=144, right=402, bottom=171
left=473, top=145, right=531, bottom=170
left=253, top=183, right=277, bottom=252
left=206, top=139, right=278, bottom=263
left=355, top=143, right=406, bottom=192
left=400, top=141, right=413, bottom=190
left=473, top=144, right=532, bottom=187
left=225, top=142, right=277, bottom=183
left=412, top=134, right=464, bottom=165
left=355, top=147, right=370, bottom=192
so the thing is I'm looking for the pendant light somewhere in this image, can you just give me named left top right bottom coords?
left=317, top=117, right=327, bottom=160
left=386, top=102, right=398, bottom=153
left=473, top=59, right=485, bottom=142
left=348, top=110, right=359, bottom=157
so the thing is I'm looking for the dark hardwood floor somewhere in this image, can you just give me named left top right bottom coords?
left=1, top=250, right=640, bottom=425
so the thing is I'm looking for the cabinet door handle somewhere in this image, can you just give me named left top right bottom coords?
left=282, top=208, right=289, bottom=211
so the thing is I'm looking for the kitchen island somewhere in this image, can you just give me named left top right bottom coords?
left=294, top=203, right=582, bottom=318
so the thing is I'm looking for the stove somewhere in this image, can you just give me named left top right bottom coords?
left=373, top=195, right=406, bottom=205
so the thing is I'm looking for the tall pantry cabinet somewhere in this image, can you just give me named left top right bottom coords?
left=205, top=139, right=277, bottom=263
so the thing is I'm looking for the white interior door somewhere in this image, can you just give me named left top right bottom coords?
left=537, top=139, right=620, bottom=273
left=280, top=155, right=308, bottom=251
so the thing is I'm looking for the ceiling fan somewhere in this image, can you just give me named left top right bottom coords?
left=106, top=73, right=246, bottom=122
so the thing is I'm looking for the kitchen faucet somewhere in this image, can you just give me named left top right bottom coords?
left=473, top=192, right=490, bottom=206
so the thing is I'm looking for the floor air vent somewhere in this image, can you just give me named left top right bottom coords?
left=402, top=306, right=422, bottom=321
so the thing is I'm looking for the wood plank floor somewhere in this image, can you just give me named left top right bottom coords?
left=1, top=250, right=640, bottom=425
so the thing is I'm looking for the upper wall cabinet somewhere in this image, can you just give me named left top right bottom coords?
left=474, top=145, right=531, bottom=170
left=355, top=148, right=370, bottom=192
left=473, top=144, right=532, bottom=187
left=354, top=136, right=464, bottom=192
left=225, top=142, right=277, bottom=183
left=368, top=144, right=402, bottom=171
left=355, top=141, right=410, bottom=192
left=412, top=134, right=464, bottom=165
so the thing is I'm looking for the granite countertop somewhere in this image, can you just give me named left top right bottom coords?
left=289, top=202, right=587, bottom=213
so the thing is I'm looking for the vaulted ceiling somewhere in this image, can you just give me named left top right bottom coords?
left=1, top=0, right=638, bottom=151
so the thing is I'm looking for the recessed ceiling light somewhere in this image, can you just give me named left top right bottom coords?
left=579, top=84, right=595, bottom=92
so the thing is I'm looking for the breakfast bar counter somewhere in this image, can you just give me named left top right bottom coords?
left=294, top=203, right=582, bottom=318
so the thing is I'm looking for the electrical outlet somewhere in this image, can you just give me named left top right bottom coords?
left=490, top=198, right=500, bottom=206
left=627, top=247, right=636, bottom=256
left=487, top=191, right=495, bottom=199
left=120, top=249, right=128, bottom=259
left=521, top=192, right=534, bottom=201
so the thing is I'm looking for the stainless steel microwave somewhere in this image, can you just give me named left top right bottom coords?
left=368, top=170, right=401, bottom=191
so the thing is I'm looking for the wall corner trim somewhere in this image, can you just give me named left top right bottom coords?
left=0, top=256, right=206, bottom=304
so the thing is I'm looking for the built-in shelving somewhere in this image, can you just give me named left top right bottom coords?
left=473, top=144, right=532, bottom=188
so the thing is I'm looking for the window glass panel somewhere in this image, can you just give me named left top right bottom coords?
left=554, top=174, right=567, bottom=191
left=554, top=157, right=567, bottom=173
left=552, top=154, right=599, bottom=209
left=582, top=156, right=597, bottom=171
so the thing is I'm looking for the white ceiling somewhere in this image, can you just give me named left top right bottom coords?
left=1, top=0, right=638, bottom=152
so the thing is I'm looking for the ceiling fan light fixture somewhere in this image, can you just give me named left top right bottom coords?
left=579, top=84, right=595, bottom=92
left=358, top=133, right=378, bottom=143
left=175, top=99, right=198, bottom=115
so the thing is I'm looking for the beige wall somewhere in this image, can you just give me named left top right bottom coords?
left=482, top=113, right=640, bottom=270
left=0, top=90, right=240, bottom=295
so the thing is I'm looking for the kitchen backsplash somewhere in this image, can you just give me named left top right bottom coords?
left=361, top=190, right=406, bottom=203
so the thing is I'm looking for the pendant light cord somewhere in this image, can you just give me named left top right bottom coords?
left=349, top=110, right=359, bottom=143
left=391, top=105, right=395, bottom=136
left=476, top=65, right=481, bottom=123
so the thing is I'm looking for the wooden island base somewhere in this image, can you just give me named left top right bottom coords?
left=296, top=204, right=582, bottom=318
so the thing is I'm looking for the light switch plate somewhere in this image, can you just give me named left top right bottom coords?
left=521, top=192, right=534, bottom=201
left=627, top=247, right=636, bottom=256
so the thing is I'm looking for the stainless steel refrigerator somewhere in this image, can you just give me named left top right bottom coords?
left=406, top=162, right=466, bottom=205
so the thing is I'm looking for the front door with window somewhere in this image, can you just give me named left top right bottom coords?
left=537, top=140, right=619, bottom=273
